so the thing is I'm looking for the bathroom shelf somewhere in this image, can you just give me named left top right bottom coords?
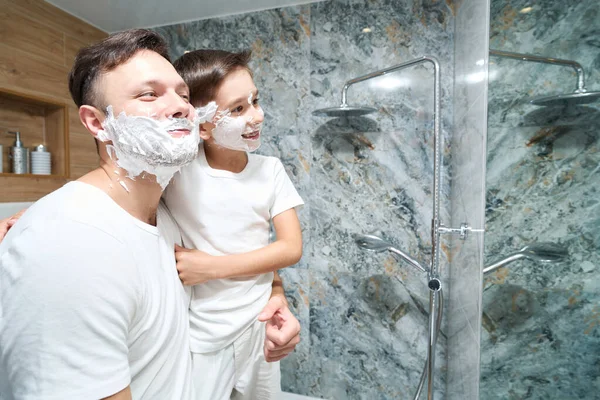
left=0, top=87, right=70, bottom=202
left=0, top=173, right=67, bottom=179
left=0, top=87, right=70, bottom=177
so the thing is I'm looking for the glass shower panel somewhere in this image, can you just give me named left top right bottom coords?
left=481, top=0, right=600, bottom=398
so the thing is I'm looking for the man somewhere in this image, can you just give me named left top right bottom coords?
left=0, top=29, right=299, bottom=399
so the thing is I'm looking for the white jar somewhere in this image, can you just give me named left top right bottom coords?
left=31, top=144, right=51, bottom=175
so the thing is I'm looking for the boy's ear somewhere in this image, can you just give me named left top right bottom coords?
left=199, top=122, right=214, bottom=140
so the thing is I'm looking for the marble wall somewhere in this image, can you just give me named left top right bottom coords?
left=155, top=0, right=456, bottom=398
left=482, top=0, right=600, bottom=398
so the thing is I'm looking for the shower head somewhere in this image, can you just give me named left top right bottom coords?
left=530, top=91, right=600, bottom=107
left=354, top=233, right=429, bottom=274
left=354, top=233, right=391, bottom=252
left=489, top=50, right=600, bottom=108
left=520, top=242, right=569, bottom=262
left=312, top=104, right=377, bottom=117
left=483, top=242, right=568, bottom=275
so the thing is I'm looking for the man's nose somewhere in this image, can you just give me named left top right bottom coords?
left=167, top=92, right=191, bottom=119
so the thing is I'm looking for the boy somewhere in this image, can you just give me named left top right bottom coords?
left=163, top=49, right=304, bottom=400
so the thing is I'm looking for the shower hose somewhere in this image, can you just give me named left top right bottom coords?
left=412, top=288, right=443, bottom=400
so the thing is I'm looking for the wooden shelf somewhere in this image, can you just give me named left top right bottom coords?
left=0, top=87, right=71, bottom=202
left=0, top=173, right=67, bottom=180
left=0, top=87, right=70, bottom=177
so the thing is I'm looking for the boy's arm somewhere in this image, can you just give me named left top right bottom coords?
left=175, top=207, right=302, bottom=285
left=0, top=209, right=26, bottom=242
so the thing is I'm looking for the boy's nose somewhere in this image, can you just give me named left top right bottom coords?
left=249, top=105, right=265, bottom=124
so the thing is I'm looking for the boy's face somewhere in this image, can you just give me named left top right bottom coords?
left=200, top=68, right=265, bottom=151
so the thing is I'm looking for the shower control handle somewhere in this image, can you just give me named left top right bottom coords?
left=438, top=222, right=484, bottom=240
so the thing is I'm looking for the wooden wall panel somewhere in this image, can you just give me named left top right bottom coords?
left=2, top=0, right=106, bottom=46
left=0, top=0, right=107, bottom=202
left=68, top=106, right=99, bottom=179
left=0, top=7, right=65, bottom=66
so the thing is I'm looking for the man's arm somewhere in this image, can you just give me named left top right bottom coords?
left=175, top=208, right=302, bottom=285
left=258, top=270, right=301, bottom=362
left=0, top=220, right=137, bottom=399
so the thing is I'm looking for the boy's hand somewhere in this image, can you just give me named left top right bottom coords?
left=0, top=209, right=26, bottom=242
left=258, top=295, right=301, bottom=362
left=174, top=245, right=219, bottom=285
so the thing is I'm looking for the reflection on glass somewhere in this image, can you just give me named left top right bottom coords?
left=482, top=0, right=600, bottom=398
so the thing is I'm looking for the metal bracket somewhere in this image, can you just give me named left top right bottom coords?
left=438, top=223, right=484, bottom=240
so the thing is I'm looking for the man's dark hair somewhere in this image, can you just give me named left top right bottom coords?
left=68, top=29, right=171, bottom=109
left=173, top=49, right=252, bottom=107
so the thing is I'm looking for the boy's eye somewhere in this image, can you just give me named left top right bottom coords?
left=252, top=97, right=260, bottom=105
left=180, top=94, right=190, bottom=102
left=232, top=105, right=244, bottom=113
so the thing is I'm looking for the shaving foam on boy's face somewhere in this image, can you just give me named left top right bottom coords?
left=97, top=105, right=202, bottom=189
left=209, top=99, right=264, bottom=152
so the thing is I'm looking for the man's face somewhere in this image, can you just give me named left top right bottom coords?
left=99, top=49, right=195, bottom=136
left=88, top=49, right=201, bottom=188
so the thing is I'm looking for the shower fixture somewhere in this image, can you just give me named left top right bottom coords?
left=312, top=105, right=377, bottom=117
left=315, top=56, right=481, bottom=400
left=354, top=233, right=442, bottom=400
left=483, top=242, right=568, bottom=275
left=490, top=49, right=600, bottom=107
left=354, top=234, right=428, bottom=273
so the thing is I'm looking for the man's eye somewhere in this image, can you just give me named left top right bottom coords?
left=139, top=92, right=157, bottom=98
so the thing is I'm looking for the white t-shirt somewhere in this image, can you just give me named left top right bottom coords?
left=0, top=182, right=193, bottom=400
left=163, top=146, right=304, bottom=353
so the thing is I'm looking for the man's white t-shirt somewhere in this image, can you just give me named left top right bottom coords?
left=0, top=181, right=193, bottom=400
left=163, top=146, right=304, bottom=353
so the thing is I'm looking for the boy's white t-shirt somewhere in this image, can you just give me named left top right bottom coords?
left=163, top=146, right=304, bottom=353
left=0, top=182, right=193, bottom=400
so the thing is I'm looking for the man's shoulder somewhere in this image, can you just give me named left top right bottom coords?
left=7, top=182, right=141, bottom=251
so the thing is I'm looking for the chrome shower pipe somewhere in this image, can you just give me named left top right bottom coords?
left=342, top=56, right=443, bottom=400
left=489, top=49, right=587, bottom=93
left=338, top=57, right=443, bottom=284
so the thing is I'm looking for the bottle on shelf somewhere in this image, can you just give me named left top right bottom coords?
left=8, top=131, right=29, bottom=174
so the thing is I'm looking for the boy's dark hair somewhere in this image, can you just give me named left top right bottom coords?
left=68, top=29, right=171, bottom=109
left=173, top=49, right=252, bottom=107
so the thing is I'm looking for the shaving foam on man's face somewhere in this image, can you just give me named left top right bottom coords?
left=97, top=106, right=202, bottom=189
left=88, top=49, right=203, bottom=189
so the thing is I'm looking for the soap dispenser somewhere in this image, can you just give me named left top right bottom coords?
left=8, top=131, right=29, bottom=174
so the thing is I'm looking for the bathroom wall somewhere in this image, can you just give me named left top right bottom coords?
left=155, top=0, right=455, bottom=397
left=482, top=0, right=600, bottom=398
left=0, top=0, right=106, bottom=202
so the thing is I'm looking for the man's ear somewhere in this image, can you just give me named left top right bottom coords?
left=79, top=105, right=105, bottom=139
left=199, top=122, right=214, bottom=141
